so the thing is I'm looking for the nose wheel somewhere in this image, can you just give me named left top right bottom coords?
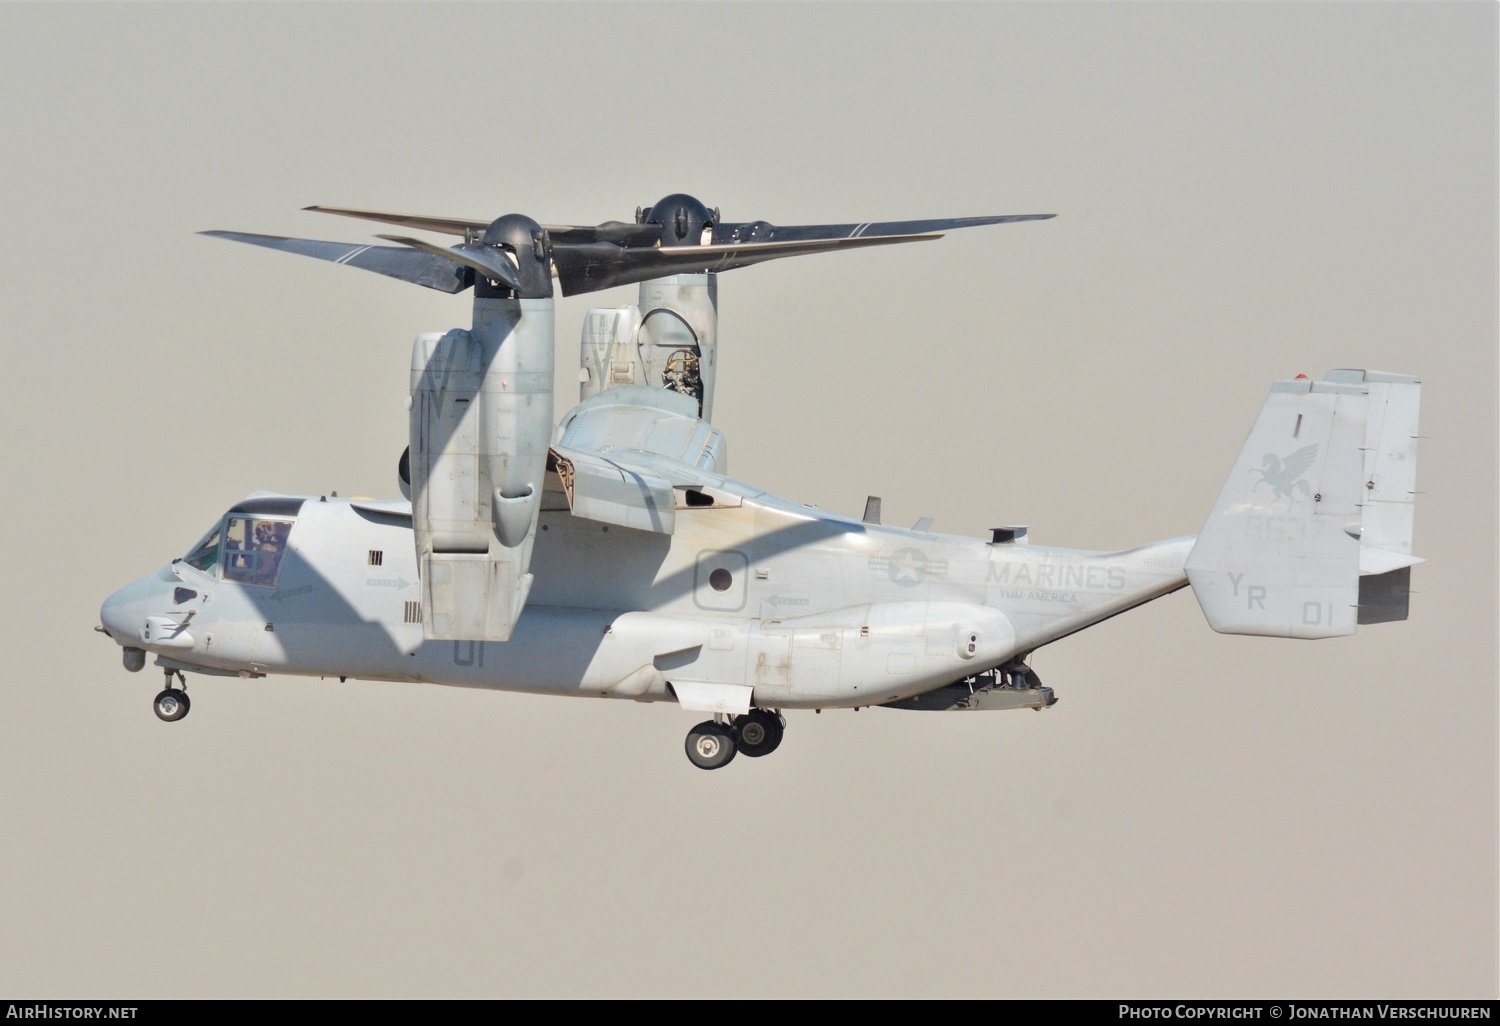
left=153, top=669, right=190, bottom=722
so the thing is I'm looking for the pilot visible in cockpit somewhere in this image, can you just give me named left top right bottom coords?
left=249, top=521, right=288, bottom=586
left=220, top=517, right=292, bottom=587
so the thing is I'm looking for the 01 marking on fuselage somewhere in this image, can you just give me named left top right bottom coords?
left=1302, top=601, right=1337, bottom=626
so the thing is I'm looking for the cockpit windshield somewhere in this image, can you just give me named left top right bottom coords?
left=224, top=516, right=293, bottom=587
left=183, top=525, right=222, bottom=573
left=181, top=515, right=295, bottom=587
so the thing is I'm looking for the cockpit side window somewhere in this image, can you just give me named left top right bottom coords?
left=183, top=525, right=222, bottom=573
left=222, top=517, right=294, bottom=587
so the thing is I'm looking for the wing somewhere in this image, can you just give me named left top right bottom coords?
left=547, top=386, right=743, bottom=535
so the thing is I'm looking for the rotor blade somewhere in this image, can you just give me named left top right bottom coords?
left=307, top=204, right=622, bottom=243
left=199, top=230, right=472, bottom=293
left=710, top=213, right=1055, bottom=245
left=304, top=205, right=1055, bottom=248
left=375, top=235, right=523, bottom=292
left=549, top=221, right=663, bottom=247
left=305, top=205, right=489, bottom=237
left=551, top=232, right=940, bottom=296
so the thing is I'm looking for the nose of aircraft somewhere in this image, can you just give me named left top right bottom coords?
left=99, top=576, right=153, bottom=643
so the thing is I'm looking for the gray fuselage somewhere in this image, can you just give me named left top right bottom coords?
left=101, top=480, right=1192, bottom=709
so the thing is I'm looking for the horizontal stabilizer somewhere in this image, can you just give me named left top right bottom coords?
left=1359, top=546, right=1424, bottom=576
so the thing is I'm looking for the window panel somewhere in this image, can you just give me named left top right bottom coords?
left=222, top=517, right=294, bottom=587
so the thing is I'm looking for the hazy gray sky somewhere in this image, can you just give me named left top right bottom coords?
left=0, top=3, right=1493, bottom=998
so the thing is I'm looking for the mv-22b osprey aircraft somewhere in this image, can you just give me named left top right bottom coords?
left=98, top=194, right=1424, bottom=769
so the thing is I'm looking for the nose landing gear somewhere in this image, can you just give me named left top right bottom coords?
left=153, top=669, right=190, bottom=722
left=683, top=709, right=786, bottom=769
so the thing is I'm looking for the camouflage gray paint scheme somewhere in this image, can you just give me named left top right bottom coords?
left=100, top=206, right=1423, bottom=763
left=100, top=366, right=1419, bottom=715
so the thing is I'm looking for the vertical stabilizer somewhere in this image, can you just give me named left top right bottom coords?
left=1186, top=375, right=1372, bottom=638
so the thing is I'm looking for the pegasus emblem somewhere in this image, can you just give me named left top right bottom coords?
left=1251, top=443, right=1318, bottom=507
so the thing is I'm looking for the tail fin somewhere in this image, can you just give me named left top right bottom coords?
left=1185, top=370, right=1421, bottom=638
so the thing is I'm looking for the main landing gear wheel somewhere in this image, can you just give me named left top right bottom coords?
left=153, top=688, right=190, bottom=722
left=685, top=720, right=737, bottom=770
left=733, top=709, right=785, bottom=758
